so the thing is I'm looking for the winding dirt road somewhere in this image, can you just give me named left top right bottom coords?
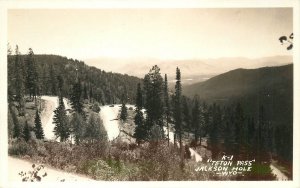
left=8, top=157, right=94, bottom=182
left=99, top=105, right=121, bottom=141
left=40, top=96, right=71, bottom=140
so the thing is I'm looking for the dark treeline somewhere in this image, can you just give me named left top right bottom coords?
left=182, top=65, right=293, bottom=173
left=133, top=64, right=292, bottom=179
left=174, top=97, right=292, bottom=165
left=8, top=47, right=142, bottom=105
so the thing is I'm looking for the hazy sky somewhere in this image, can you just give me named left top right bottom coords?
left=8, top=8, right=293, bottom=60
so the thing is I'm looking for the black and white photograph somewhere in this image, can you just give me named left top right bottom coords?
left=0, top=0, right=299, bottom=187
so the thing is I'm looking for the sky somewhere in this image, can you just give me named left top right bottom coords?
left=8, top=8, right=293, bottom=60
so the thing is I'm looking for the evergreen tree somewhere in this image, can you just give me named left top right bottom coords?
left=207, top=103, right=222, bottom=159
left=223, top=107, right=235, bottom=154
left=134, top=110, right=146, bottom=144
left=143, top=65, right=164, bottom=140
left=11, top=106, right=21, bottom=139
left=192, top=96, right=200, bottom=144
left=202, top=102, right=209, bottom=138
left=13, top=121, right=21, bottom=139
left=174, top=67, right=184, bottom=170
left=83, top=83, right=88, bottom=100
left=70, top=112, right=85, bottom=145
left=246, top=106, right=275, bottom=180
left=53, top=96, right=70, bottom=142
left=120, top=102, right=128, bottom=122
left=92, top=102, right=101, bottom=113
left=133, top=83, right=146, bottom=144
left=25, top=48, right=38, bottom=99
left=8, top=106, right=15, bottom=138
left=135, top=83, right=143, bottom=108
left=70, top=81, right=84, bottom=115
left=246, top=117, right=255, bottom=157
left=14, top=45, right=25, bottom=116
left=89, top=85, right=93, bottom=103
left=49, top=65, right=57, bottom=96
left=163, top=74, right=170, bottom=145
left=23, top=121, right=31, bottom=142
left=255, top=105, right=271, bottom=162
left=57, top=75, right=64, bottom=96
left=233, top=103, right=245, bottom=157
left=34, top=109, right=44, bottom=139
left=182, top=96, right=191, bottom=135
left=85, top=112, right=106, bottom=143
left=198, top=104, right=205, bottom=146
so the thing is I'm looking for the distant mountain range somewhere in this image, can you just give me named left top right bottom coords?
left=85, top=56, right=292, bottom=85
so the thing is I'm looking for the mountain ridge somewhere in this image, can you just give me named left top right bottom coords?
left=84, top=56, right=292, bottom=83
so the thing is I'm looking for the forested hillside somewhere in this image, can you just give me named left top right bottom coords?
left=183, top=64, right=293, bottom=130
left=8, top=53, right=142, bottom=105
left=7, top=47, right=293, bottom=181
left=183, top=64, right=293, bottom=170
left=184, top=64, right=292, bottom=101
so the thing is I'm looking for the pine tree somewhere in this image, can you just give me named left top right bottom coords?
left=70, top=81, right=84, bottom=115
left=192, top=96, right=200, bottom=144
left=255, top=105, right=271, bottom=163
left=57, top=75, right=64, bottom=96
left=133, top=83, right=146, bottom=144
left=223, top=107, right=235, bottom=154
left=234, top=103, right=244, bottom=158
left=8, top=106, right=15, bottom=138
left=143, top=65, right=164, bottom=141
left=202, top=102, right=209, bottom=138
left=14, top=45, right=25, bottom=116
left=135, top=83, right=143, bottom=109
left=49, top=65, right=57, bottom=96
left=25, top=48, right=38, bottom=100
left=163, top=74, right=170, bottom=145
left=34, top=109, right=44, bottom=139
left=134, top=110, right=146, bottom=144
left=198, top=104, right=205, bottom=146
left=70, top=112, right=85, bottom=144
left=182, top=96, right=191, bottom=136
left=23, top=121, right=31, bottom=142
left=120, top=102, right=128, bottom=122
left=10, top=106, right=21, bottom=139
left=13, top=121, right=21, bottom=139
left=85, top=112, right=106, bottom=143
left=246, top=106, right=275, bottom=180
left=85, top=113, right=98, bottom=141
left=174, top=67, right=184, bottom=170
left=207, top=103, right=222, bottom=159
left=53, top=96, right=70, bottom=142
left=89, top=85, right=93, bottom=103
left=83, top=83, right=88, bottom=100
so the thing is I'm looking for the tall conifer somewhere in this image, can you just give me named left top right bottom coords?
left=34, top=109, right=44, bottom=139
